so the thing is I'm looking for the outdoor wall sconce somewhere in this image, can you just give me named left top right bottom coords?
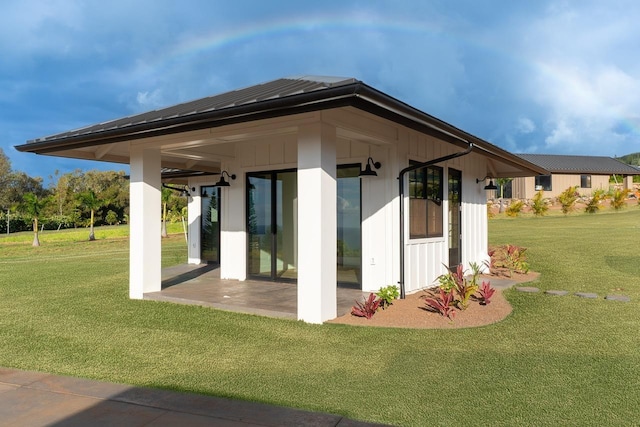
left=214, top=170, right=236, bottom=187
left=358, top=157, right=382, bottom=178
left=162, top=183, right=190, bottom=197
left=476, top=176, right=498, bottom=191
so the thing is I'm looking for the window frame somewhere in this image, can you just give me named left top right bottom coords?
left=535, top=175, right=552, bottom=191
left=580, top=174, right=592, bottom=189
left=408, top=161, right=444, bottom=240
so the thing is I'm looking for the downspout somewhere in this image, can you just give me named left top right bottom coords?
left=397, top=143, right=474, bottom=299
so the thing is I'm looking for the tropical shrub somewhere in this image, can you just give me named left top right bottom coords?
left=557, top=186, right=579, bottom=214
left=584, top=189, right=606, bottom=214
left=505, top=200, right=524, bottom=217
left=610, top=188, right=630, bottom=210
left=530, top=190, right=548, bottom=216
left=351, top=293, right=381, bottom=319
left=376, top=285, right=400, bottom=309
left=437, top=264, right=479, bottom=310
left=105, top=210, right=119, bottom=225
left=488, top=244, right=529, bottom=277
left=478, top=281, right=496, bottom=305
left=424, top=288, right=456, bottom=320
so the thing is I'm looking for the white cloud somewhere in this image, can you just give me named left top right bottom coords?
left=135, top=90, right=165, bottom=110
left=516, top=117, right=536, bottom=134
left=516, top=1, right=640, bottom=155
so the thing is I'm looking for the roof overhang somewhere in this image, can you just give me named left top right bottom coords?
left=16, top=77, right=547, bottom=177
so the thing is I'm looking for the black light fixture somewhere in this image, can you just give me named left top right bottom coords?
left=214, top=170, right=236, bottom=187
left=476, top=176, right=498, bottom=191
left=162, top=183, right=190, bottom=197
left=359, top=157, right=382, bottom=178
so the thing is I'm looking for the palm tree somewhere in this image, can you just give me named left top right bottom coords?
left=21, top=193, right=47, bottom=246
left=495, top=178, right=513, bottom=213
left=161, top=187, right=172, bottom=238
left=77, top=190, right=102, bottom=241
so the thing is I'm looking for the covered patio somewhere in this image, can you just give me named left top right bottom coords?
left=146, top=264, right=368, bottom=320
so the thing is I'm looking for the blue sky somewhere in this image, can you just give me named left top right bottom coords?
left=2, top=0, right=640, bottom=182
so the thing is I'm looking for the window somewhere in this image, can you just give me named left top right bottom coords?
left=409, top=162, right=443, bottom=239
left=580, top=174, right=591, bottom=188
left=535, top=175, right=552, bottom=191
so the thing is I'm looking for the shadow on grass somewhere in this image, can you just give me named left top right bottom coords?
left=605, top=256, right=640, bottom=275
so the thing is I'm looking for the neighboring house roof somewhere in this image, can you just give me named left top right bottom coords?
left=517, top=154, right=640, bottom=175
left=16, top=75, right=546, bottom=177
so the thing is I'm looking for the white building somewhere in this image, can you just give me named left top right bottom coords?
left=17, top=76, right=544, bottom=323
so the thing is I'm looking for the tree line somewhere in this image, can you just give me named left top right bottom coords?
left=0, top=148, right=186, bottom=243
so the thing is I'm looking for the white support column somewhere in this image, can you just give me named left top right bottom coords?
left=297, top=122, right=337, bottom=323
left=187, top=183, right=202, bottom=265
left=129, top=145, right=162, bottom=299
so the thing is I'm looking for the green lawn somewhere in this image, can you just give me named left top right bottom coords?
left=0, top=212, right=639, bottom=426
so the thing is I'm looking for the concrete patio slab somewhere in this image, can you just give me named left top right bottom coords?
left=147, top=264, right=367, bottom=320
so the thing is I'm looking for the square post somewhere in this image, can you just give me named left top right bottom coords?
left=129, top=145, right=161, bottom=299
left=297, top=122, right=337, bottom=323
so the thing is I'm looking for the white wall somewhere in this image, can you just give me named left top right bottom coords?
left=400, top=130, right=490, bottom=293
left=183, top=114, right=491, bottom=299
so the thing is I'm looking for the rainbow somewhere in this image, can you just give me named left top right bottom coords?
left=132, top=12, right=640, bottom=139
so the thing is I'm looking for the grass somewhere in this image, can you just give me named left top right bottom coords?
left=0, top=212, right=639, bottom=426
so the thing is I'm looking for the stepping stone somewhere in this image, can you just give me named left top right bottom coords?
left=575, top=292, right=598, bottom=299
left=515, top=286, right=539, bottom=293
left=545, top=290, right=569, bottom=296
left=605, top=295, right=631, bottom=302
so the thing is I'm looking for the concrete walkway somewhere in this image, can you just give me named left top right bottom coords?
left=0, top=367, right=388, bottom=426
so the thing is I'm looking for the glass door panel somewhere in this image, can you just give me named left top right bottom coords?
left=201, top=186, right=220, bottom=263
left=248, top=174, right=272, bottom=278
left=337, top=165, right=361, bottom=286
left=448, top=169, right=462, bottom=268
left=247, top=170, right=297, bottom=280
left=276, top=171, right=297, bottom=279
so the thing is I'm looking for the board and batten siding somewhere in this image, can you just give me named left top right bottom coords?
left=186, top=119, right=492, bottom=296
left=220, top=131, right=397, bottom=292
left=401, top=130, right=490, bottom=294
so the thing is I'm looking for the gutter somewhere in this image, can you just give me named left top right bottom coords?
left=397, top=143, right=474, bottom=299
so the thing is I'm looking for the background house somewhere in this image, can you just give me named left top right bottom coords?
left=17, top=76, right=544, bottom=323
left=508, top=154, right=640, bottom=199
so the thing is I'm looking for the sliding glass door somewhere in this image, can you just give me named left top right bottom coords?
left=247, top=166, right=361, bottom=285
left=247, top=170, right=297, bottom=280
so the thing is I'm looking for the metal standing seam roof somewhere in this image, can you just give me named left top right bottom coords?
left=24, top=76, right=360, bottom=144
left=15, top=75, right=547, bottom=176
left=516, top=154, right=640, bottom=175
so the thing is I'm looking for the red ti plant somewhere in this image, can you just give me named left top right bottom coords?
left=424, top=288, right=456, bottom=320
left=478, top=281, right=496, bottom=305
left=451, top=264, right=465, bottom=288
left=484, top=249, right=496, bottom=274
left=351, top=293, right=381, bottom=319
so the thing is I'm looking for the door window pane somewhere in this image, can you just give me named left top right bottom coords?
left=448, top=169, right=462, bottom=267
left=337, top=165, right=361, bottom=285
left=247, top=174, right=272, bottom=278
left=201, top=186, right=220, bottom=263
left=276, top=171, right=297, bottom=279
left=247, top=170, right=297, bottom=280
